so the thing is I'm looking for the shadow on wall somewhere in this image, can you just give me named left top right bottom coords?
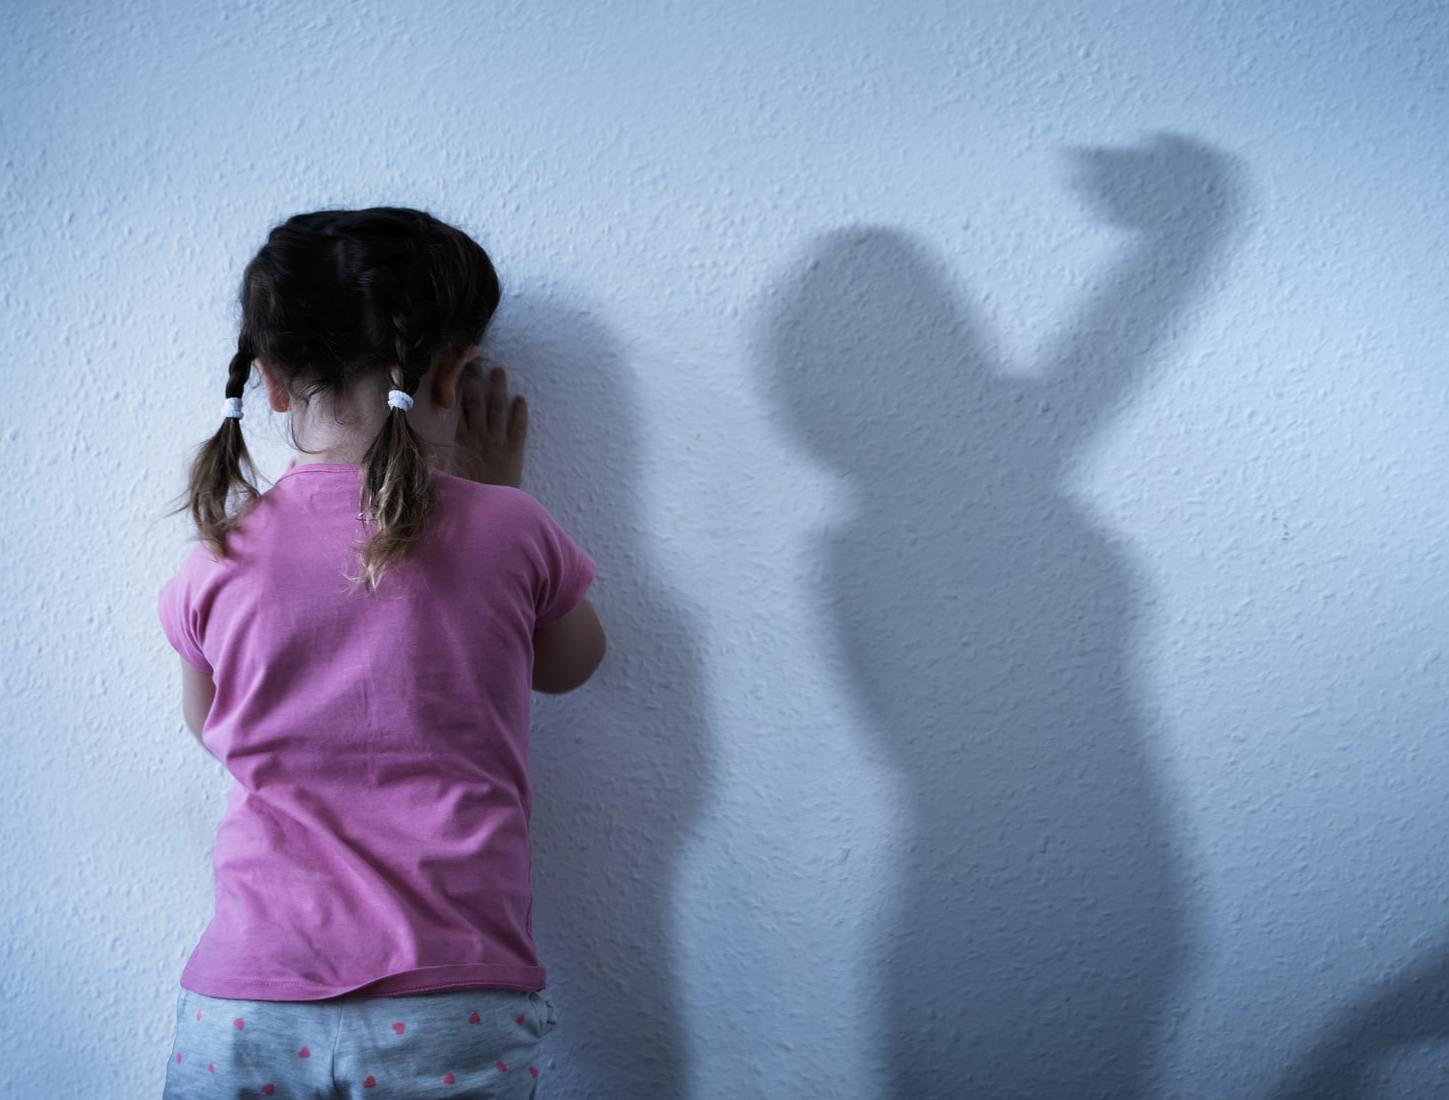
left=1271, top=937, right=1449, bottom=1098
left=497, top=303, right=711, bottom=1100
left=756, top=131, right=1251, bottom=1098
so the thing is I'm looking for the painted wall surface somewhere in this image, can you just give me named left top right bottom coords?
left=4, top=1, right=1447, bottom=1096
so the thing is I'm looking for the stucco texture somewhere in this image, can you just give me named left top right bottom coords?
left=4, top=0, right=1448, bottom=1097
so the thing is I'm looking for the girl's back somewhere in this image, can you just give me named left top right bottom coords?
left=159, top=463, right=594, bottom=1000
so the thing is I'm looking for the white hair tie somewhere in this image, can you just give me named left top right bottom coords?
left=387, top=389, right=415, bottom=411
left=222, top=396, right=244, bottom=419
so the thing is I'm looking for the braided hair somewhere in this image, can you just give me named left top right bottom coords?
left=175, top=207, right=502, bottom=595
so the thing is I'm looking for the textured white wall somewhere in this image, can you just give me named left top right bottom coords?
left=4, top=1, right=1448, bottom=1096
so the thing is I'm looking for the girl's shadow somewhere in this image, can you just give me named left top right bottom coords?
left=487, top=301, right=710, bottom=1098
left=753, top=131, right=1251, bottom=1097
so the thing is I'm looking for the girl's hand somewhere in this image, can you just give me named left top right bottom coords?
left=455, top=357, right=527, bottom=488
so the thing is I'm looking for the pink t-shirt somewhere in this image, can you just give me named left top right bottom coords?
left=157, top=462, right=595, bottom=1001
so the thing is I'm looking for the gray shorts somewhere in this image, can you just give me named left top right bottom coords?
left=162, top=985, right=559, bottom=1098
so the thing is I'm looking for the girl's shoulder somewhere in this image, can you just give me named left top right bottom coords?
left=433, top=473, right=550, bottom=524
left=158, top=539, right=235, bottom=612
left=432, top=477, right=583, bottom=569
left=170, top=537, right=224, bottom=577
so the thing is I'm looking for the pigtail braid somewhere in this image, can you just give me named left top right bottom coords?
left=185, top=335, right=262, bottom=557
left=353, top=303, right=437, bottom=594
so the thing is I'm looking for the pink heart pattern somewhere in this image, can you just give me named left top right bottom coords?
left=180, top=1001, right=550, bottom=1088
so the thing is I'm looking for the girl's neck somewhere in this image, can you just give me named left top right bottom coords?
left=282, top=374, right=459, bottom=472
left=287, top=446, right=454, bottom=476
left=290, top=451, right=368, bottom=468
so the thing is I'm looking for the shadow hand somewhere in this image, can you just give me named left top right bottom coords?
left=1063, top=130, right=1239, bottom=234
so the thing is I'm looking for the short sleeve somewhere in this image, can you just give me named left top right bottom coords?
left=157, top=548, right=213, bottom=673
left=523, top=495, right=597, bottom=628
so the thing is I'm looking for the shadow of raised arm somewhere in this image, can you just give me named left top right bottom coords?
left=1034, top=130, right=1250, bottom=465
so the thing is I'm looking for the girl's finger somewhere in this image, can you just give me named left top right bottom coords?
left=508, top=395, right=528, bottom=447
left=459, top=359, right=484, bottom=406
left=457, top=362, right=486, bottom=432
left=485, top=365, right=509, bottom=431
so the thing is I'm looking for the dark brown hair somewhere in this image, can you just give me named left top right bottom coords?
left=172, top=207, right=502, bottom=594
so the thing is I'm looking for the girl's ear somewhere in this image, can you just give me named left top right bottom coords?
left=432, top=344, right=479, bottom=410
left=257, top=359, right=291, bottom=412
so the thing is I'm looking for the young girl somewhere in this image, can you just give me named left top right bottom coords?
left=157, top=207, right=605, bottom=1099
